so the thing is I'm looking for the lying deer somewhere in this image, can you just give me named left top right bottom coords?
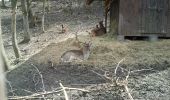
left=99, top=21, right=106, bottom=33
left=90, top=21, right=106, bottom=37
left=60, top=42, right=92, bottom=62
left=91, top=25, right=99, bottom=37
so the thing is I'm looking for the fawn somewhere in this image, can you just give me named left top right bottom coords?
left=60, top=42, right=92, bottom=62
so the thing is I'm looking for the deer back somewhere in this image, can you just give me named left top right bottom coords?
left=61, top=42, right=92, bottom=62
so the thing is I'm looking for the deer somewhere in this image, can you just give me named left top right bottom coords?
left=60, top=41, right=92, bottom=62
left=90, top=25, right=99, bottom=37
left=86, top=0, right=113, bottom=32
left=99, top=21, right=106, bottom=33
left=89, top=21, right=106, bottom=37
left=71, top=33, right=83, bottom=48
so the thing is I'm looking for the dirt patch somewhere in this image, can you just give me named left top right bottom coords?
left=2, top=0, right=170, bottom=99
left=6, top=37, right=170, bottom=99
left=7, top=62, right=108, bottom=96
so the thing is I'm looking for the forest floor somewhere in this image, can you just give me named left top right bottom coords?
left=1, top=0, right=170, bottom=100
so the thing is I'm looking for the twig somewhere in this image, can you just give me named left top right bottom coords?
left=59, top=83, right=69, bottom=100
left=114, top=58, right=125, bottom=75
left=124, top=85, right=134, bottom=100
left=114, top=59, right=134, bottom=100
left=33, top=73, right=39, bottom=92
left=125, top=69, right=130, bottom=81
left=90, top=70, right=112, bottom=82
left=31, top=64, right=46, bottom=92
left=6, top=79, right=16, bottom=96
left=66, top=87, right=89, bottom=92
left=8, top=87, right=89, bottom=100
left=130, top=68, right=154, bottom=73
left=116, top=70, right=134, bottom=100
left=8, top=89, right=63, bottom=100
left=21, top=89, right=34, bottom=94
left=124, top=70, right=134, bottom=100
left=31, top=64, right=46, bottom=99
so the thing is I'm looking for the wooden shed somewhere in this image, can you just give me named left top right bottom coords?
left=86, top=0, right=170, bottom=40
left=110, top=0, right=170, bottom=40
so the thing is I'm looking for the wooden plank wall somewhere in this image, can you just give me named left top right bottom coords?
left=118, top=0, right=170, bottom=36
left=168, top=0, right=170, bottom=33
left=118, top=0, right=141, bottom=36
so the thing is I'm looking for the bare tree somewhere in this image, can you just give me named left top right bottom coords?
left=0, top=11, right=8, bottom=100
left=1, top=0, right=6, bottom=8
left=27, top=0, right=33, bottom=19
left=20, top=0, right=31, bottom=44
left=46, top=0, right=50, bottom=13
left=0, top=19, right=10, bottom=71
left=42, top=0, right=46, bottom=32
left=11, top=0, right=21, bottom=58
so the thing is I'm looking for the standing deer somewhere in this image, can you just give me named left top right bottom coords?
left=60, top=42, right=92, bottom=62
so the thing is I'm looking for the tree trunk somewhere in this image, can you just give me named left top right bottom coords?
left=46, top=0, right=50, bottom=13
left=0, top=13, right=9, bottom=71
left=0, top=57, right=7, bottom=100
left=105, top=11, right=108, bottom=33
left=105, top=0, right=108, bottom=33
left=26, top=0, right=33, bottom=19
left=11, top=0, right=21, bottom=58
left=26, top=0, right=36, bottom=28
left=42, top=0, right=46, bottom=33
left=0, top=9, right=8, bottom=100
left=1, top=0, right=6, bottom=8
left=20, top=0, right=31, bottom=44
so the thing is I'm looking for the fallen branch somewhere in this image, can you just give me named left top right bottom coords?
left=31, top=64, right=46, bottom=92
left=8, top=87, right=89, bottom=100
left=115, top=62, right=134, bottom=100
left=59, top=83, right=69, bottom=100
left=90, top=70, right=112, bottom=82
left=6, top=79, right=16, bottom=96
left=8, top=89, right=63, bottom=100
left=31, top=64, right=46, bottom=99
left=114, top=58, right=125, bottom=76
left=124, top=85, right=134, bottom=100
left=130, top=68, right=154, bottom=73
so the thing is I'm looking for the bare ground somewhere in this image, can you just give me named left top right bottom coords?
left=6, top=37, right=170, bottom=100
left=1, top=0, right=170, bottom=100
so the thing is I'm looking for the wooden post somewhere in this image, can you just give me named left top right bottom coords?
left=110, top=0, right=119, bottom=36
